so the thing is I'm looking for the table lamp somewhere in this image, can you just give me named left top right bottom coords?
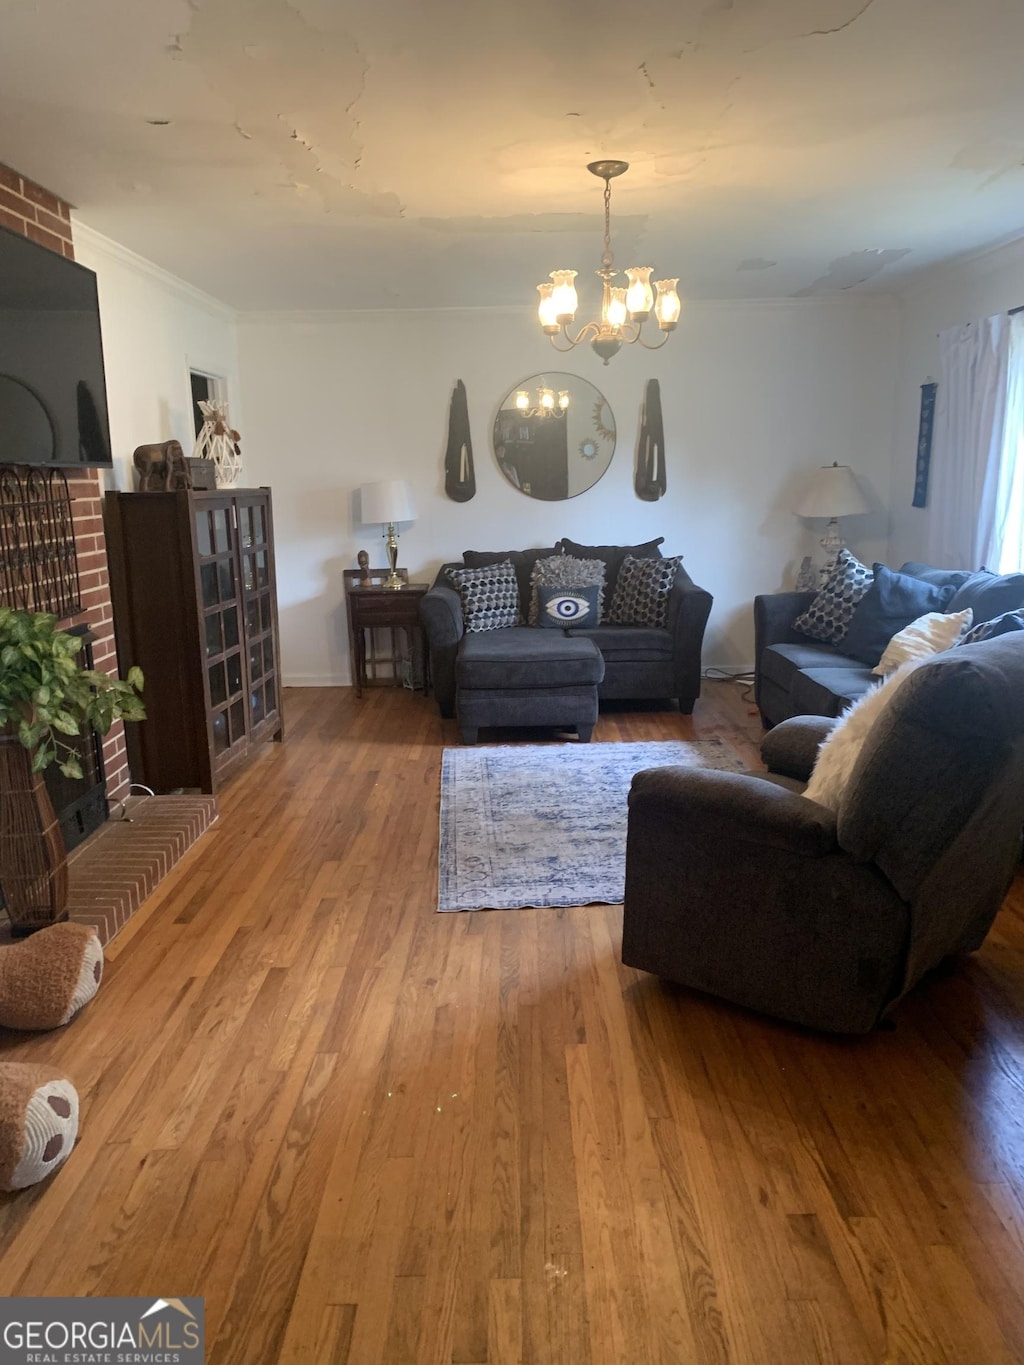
left=797, top=462, right=868, bottom=580
left=359, top=479, right=417, bottom=590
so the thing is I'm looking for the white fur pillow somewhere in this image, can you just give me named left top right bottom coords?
left=803, top=658, right=926, bottom=811
left=872, top=607, right=973, bottom=676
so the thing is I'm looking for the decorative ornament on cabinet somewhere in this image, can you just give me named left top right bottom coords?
left=193, top=399, right=242, bottom=488
left=444, top=379, right=476, bottom=502
left=635, top=379, right=666, bottom=501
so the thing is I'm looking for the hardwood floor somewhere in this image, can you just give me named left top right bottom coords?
left=1, top=681, right=1023, bottom=1363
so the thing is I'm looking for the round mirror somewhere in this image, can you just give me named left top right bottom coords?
left=492, top=371, right=615, bottom=500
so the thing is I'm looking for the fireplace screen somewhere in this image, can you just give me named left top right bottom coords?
left=0, top=466, right=82, bottom=618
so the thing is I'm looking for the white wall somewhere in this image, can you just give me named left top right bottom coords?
left=238, top=299, right=899, bottom=685
left=71, top=222, right=241, bottom=491
left=888, top=237, right=1024, bottom=566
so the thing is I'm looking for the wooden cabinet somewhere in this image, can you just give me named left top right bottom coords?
left=105, top=487, right=284, bottom=794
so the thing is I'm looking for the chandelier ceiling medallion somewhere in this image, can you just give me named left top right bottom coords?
left=536, top=160, right=681, bottom=365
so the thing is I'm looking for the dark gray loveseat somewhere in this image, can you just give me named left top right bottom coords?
left=420, top=542, right=713, bottom=731
left=755, top=561, right=1024, bottom=727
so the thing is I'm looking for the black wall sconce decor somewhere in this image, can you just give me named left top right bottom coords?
left=634, top=378, right=666, bottom=501
left=444, top=379, right=476, bottom=502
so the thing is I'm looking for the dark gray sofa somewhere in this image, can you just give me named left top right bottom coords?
left=420, top=543, right=713, bottom=723
left=622, top=633, right=1024, bottom=1033
left=755, top=562, right=1024, bottom=727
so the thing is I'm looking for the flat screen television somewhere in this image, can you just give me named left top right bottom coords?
left=0, top=222, right=112, bottom=467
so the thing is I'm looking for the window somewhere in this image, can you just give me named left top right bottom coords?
left=189, top=368, right=226, bottom=440
left=993, top=312, right=1024, bottom=572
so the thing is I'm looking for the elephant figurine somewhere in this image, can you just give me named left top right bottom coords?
left=133, top=440, right=191, bottom=492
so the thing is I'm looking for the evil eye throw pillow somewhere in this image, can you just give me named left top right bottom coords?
left=536, top=583, right=601, bottom=629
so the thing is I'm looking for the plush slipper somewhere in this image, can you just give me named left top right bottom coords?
left=0, top=1062, right=79, bottom=1190
left=0, top=923, right=103, bottom=1031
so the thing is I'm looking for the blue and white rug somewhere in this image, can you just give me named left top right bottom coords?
left=438, top=739, right=746, bottom=912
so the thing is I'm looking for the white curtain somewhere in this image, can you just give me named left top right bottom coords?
left=989, top=312, right=1024, bottom=572
left=928, top=312, right=1011, bottom=569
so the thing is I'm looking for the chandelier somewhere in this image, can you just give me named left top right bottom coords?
left=536, top=160, right=681, bottom=364
left=514, top=387, right=569, bottom=418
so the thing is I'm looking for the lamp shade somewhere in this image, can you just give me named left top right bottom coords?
left=359, top=479, right=416, bottom=525
left=797, top=463, right=868, bottom=519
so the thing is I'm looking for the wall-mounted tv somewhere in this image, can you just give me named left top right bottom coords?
left=0, top=223, right=112, bottom=467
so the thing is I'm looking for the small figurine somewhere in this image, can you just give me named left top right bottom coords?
left=133, top=440, right=190, bottom=492
left=357, top=550, right=371, bottom=586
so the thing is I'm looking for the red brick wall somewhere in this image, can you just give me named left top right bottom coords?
left=1, top=164, right=130, bottom=804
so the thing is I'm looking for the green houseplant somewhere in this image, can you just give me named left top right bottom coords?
left=0, top=609, right=145, bottom=935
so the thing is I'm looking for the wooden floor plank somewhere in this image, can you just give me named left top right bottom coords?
left=0, top=681, right=1022, bottom=1365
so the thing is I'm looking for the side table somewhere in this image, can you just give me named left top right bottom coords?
left=345, top=576, right=430, bottom=698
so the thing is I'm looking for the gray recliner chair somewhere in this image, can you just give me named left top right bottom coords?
left=621, top=634, right=1024, bottom=1033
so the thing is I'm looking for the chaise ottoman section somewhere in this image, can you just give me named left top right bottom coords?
left=455, top=628, right=605, bottom=743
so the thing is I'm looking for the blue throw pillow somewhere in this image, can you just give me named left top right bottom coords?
left=536, top=583, right=601, bottom=629
left=897, top=562, right=973, bottom=593
left=959, top=608, right=1024, bottom=645
left=947, top=569, right=1024, bottom=621
left=841, top=564, right=955, bottom=667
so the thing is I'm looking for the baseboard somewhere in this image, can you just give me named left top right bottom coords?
left=702, top=664, right=756, bottom=678
left=282, top=676, right=352, bottom=688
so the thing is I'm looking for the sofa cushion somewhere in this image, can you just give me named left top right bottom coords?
left=759, top=641, right=852, bottom=691
left=566, top=624, right=672, bottom=660
left=463, top=547, right=561, bottom=614
left=557, top=536, right=663, bottom=596
left=528, top=554, right=606, bottom=625
left=947, top=569, right=1024, bottom=621
left=536, top=583, right=601, bottom=629
left=792, top=549, right=874, bottom=645
left=447, top=561, right=520, bottom=632
left=898, top=562, right=974, bottom=592
left=457, top=628, right=604, bottom=689
left=840, top=564, right=956, bottom=667
left=959, top=607, right=1024, bottom=645
left=608, top=555, right=682, bottom=628
left=790, top=665, right=877, bottom=719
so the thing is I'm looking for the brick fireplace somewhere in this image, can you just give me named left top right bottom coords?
left=0, top=161, right=219, bottom=946
left=0, top=162, right=129, bottom=807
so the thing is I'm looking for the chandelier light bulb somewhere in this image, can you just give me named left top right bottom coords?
left=533, top=162, right=680, bottom=363
left=515, top=390, right=530, bottom=411
left=539, top=388, right=555, bottom=412
left=654, top=279, right=681, bottom=330
left=537, top=282, right=560, bottom=334
left=550, top=270, right=579, bottom=323
left=625, top=267, right=654, bottom=320
left=606, top=287, right=628, bottom=330
left=557, top=390, right=570, bottom=411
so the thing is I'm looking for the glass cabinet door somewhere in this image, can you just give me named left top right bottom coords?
left=195, top=498, right=249, bottom=765
left=236, top=493, right=280, bottom=736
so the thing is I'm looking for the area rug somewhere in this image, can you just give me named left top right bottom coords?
left=438, top=739, right=746, bottom=912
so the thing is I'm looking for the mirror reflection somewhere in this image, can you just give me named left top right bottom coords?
left=492, top=371, right=615, bottom=501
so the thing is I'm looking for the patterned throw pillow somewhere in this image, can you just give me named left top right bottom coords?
left=528, top=555, right=606, bottom=625
left=958, top=607, right=1024, bottom=645
left=607, top=555, right=683, bottom=628
left=792, top=549, right=874, bottom=645
left=536, top=583, right=601, bottom=629
left=446, top=561, right=520, bottom=633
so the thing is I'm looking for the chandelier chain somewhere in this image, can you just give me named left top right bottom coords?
left=601, top=177, right=614, bottom=272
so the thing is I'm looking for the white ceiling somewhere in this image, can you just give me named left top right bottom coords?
left=2, top=0, right=1024, bottom=311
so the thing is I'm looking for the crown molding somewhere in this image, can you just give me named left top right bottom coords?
left=894, top=231, right=1024, bottom=300
left=70, top=220, right=238, bottom=322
